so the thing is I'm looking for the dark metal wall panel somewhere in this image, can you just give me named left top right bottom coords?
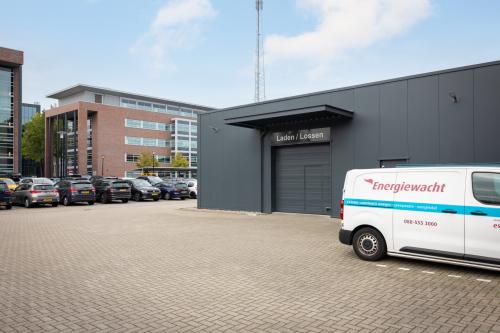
left=438, top=70, right=474, bottom=163
left=473, top=64, right=500, bottom=162
left=379, top=82, right=408, bottom=159
left=331, top=90, right=355, bottom=217
left=198, top=111, right=261, bottom=211
left=352, top=86, right=380, bottom=168
left=274, top=144, right=331, bottom=214
left=407, top=76, right=439, bottom=163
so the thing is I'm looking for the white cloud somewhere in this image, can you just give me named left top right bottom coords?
left=265, top=0, right=431, bottom=78
left=131, top=0, right=216, bottom=73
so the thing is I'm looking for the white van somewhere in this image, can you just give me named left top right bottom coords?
left=339, top=166, right=500, bottom=271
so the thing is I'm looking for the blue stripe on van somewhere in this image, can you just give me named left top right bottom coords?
left=343, top=198, right=500, bottom=217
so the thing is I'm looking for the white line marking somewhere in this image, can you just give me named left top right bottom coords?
left=376, top=264, right=387, bottom=267
left=398, top=267, right=410, bottom=271
left=422, top=271, right=435, bottom=274
left=447, top=274, right=461, bottom=278
left=476, top=279, right=491, bottom=283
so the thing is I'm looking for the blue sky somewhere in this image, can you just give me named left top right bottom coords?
left=1, top=0, right=500, bottom=109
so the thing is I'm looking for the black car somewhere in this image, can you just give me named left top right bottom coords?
left=154, top=181, right=190, bottom=200
left=94, top=179, right=131, bottom=204
left=90, top=175, right=118, bottom=186
left=125, top=179, right=161, bottom=202
left=137, top=176, right=164, bottom=186
left=0, top=180, right=12, bottom=210
left=55, top=179, right=96, bottom=206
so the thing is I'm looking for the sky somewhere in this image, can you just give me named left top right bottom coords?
left=1, top=0, right=500, bottom=110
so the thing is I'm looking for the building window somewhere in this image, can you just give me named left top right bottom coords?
left=121, top=98, right=137, bottom=108
left=156, top=155, right=170, bottom=163
left=125, top=118, right=169, bottom=131
left=125, top=136, right=169, bottom=148
left=94, top=94, right=103, bottom=104
left=125, top=154, right=140, bottom=162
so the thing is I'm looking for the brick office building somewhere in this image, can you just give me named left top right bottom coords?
left=44, top=85, right=213, bottom=178
left=0, top=47, right=23, bottom=175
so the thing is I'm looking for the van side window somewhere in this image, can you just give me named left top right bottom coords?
left=472, top=172, right=500, bottom=205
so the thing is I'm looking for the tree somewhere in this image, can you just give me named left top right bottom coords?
left=136, top=151, right=159, bottom=168
left=171, top=152, right=189, bottom=168
left=22, top=112, right=45, bottom=171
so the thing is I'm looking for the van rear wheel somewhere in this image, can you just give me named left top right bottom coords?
left=353, top=227, right=386, bottom=261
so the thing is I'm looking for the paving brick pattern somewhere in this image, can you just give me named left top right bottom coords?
left=0, top=201, right=499, bottom=332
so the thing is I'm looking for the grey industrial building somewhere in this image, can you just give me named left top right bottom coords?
left=198, top=61, right=500, bottom=217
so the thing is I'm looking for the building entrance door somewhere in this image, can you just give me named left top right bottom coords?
left=273, top=144, right=331, bottom=215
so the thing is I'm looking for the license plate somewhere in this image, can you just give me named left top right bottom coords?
left=181, top=191, right=187, bottom=194
left=81, top=191, right=89, bottom=195
left=120, top=189, right=126, bottom=192
left=43, top=198, right=52, bottom=202
left=152, top=193, right=158, bottom=196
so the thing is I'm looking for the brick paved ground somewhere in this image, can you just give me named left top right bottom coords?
left=0, top=200, right=499, bottom=332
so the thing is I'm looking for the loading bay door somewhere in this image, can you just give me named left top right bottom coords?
left=273, top=144, right=331, bottom=215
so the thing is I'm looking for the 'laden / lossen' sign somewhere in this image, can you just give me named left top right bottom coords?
left=271, top=127, right=331, bottom=146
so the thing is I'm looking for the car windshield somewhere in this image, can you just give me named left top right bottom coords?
left=112, top=181, right=130, bottom=188
left=147, top=176, right=163, bottom=185
left=132, top=179, right=151, bottom=187
left=175, top=182, right=188, bottom=190
left=33, top=178, right=54, bottom=185
left=73, top=182, right=93, bottom=189
left=34, top=185, right=54, bottom=191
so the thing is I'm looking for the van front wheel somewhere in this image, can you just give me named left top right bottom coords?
left=353, top=227, right=386, bottom=261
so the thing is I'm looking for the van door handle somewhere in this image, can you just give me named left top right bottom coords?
left=470, top=211, right=488, bottom=216
left=441, top=209, right=457, bottom=214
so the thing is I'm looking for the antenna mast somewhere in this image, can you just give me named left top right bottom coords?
left=254, top=0, right=265, bottom=102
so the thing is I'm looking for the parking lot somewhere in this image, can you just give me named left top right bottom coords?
left=0, top=200, right=499, bottom=332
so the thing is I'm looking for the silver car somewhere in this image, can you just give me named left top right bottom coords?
left=13, top=183, right=60, bottom=208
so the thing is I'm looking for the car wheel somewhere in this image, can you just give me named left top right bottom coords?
left=181, top=197, right=186, bottom=200
left=190, top=192, right=197, bottom=199
left=134, top=192, right=141, bottom=202
left=24, top=198, right=32, bottom=208
left=352, top=227, right=386, bottom=261
left=88, top=201, right=95, bottom=205
left=63, top=196, right=70, bottom=206
left=52, top=203, right=59, bottom=208
left=153, top=197, right=159, bottom=201
left=121, top=199, right=129, bottom=203
left=101, top=193, right=109, bottom=204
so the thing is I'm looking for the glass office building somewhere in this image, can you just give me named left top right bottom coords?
left=0, top=67, right=14, bottom=174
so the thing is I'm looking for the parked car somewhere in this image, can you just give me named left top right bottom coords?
left=137, top=175, right=164, bottom=186
left=0, top=180, right=12, bottom=210
left=339, top=166, right=500, bottom=271
left=124, top=179, right=161, bottom=202
left=186, top=179, right=197, bottom=199
left=20, top=177, right=54, bottom=185
left=55, top=179, right=96, bottom=206
left=90, top=175, right=118, bottom=186
left=154, top=181, right=190, bottom=200
left=0, top=178, right=17, bottom=191
left=12, top=183, right=59, bottom=208
left=94, top=179, right=131, bottom=204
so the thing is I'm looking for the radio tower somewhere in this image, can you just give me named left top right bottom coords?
left=254, top=0, right=266, bottom=102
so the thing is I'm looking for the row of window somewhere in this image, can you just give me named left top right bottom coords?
left=120, top=98, right=202, bottom=119
left=125, top=118, right=170, bottom=131
left=125, top=136, right=169, bottom=147
left=176, top=138, right=197, bottom=150
left=125, top=154, right=170, bottom=163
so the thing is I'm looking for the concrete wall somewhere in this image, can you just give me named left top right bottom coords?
left=199, top=61, right=500, bottom=217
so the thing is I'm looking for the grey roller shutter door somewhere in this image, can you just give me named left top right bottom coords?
left=274, top=144, right=331, bottom=215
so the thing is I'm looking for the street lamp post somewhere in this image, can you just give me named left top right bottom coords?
left=101, top=155, right=104, bottom=176
left=152, top=151, right=156, bottom=175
